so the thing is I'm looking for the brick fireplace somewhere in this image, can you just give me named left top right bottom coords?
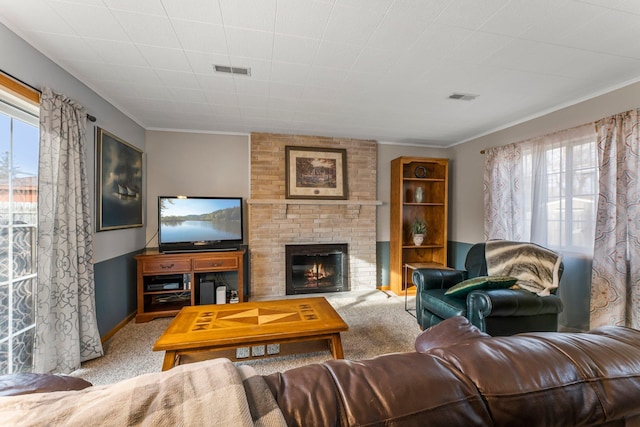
left=248, top=133, right=378, bottom=298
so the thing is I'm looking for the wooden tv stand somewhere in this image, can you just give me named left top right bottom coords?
left=135, top=249, right=245, bottom=323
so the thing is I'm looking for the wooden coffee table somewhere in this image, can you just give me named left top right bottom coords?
left=153, top=297, right=348, bottom=370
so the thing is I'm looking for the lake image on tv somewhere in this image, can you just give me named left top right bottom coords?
left=160, top=198, right=242, bottom=243
left=161, top=219, right=240, bottom=242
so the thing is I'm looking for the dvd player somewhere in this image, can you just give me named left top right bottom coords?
left=146, top=282, right=180, bottom=291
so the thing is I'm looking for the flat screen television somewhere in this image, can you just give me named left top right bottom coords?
left=158, top=196, right=243, bottom=253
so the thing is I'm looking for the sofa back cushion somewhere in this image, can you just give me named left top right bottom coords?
left=421, top=318, right=640, bottom=425
left=263, top=351, right=492, bottom=426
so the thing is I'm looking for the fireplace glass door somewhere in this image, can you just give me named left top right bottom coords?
left=286, top=244, right=348, bottom=295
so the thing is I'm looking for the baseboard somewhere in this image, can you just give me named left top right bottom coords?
left=101, top=311, right=136, bottom=343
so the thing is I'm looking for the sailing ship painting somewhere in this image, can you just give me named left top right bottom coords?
left=97, top=128, right=143, bottom=231
left=116, top=183, right=139, bottom=199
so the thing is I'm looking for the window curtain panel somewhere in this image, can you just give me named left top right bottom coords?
left=590, top=109, right=640, bottom=329
left=34, top=88, right=103, bottom=373
left=483, top=142, right=524, bottom=241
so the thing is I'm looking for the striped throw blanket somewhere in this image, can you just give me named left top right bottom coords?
left=0, top=359, right=287, bottom=427
left=485, top=240, right=562, bottom=296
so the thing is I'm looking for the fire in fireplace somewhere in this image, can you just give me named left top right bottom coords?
left=285, top=243, right=349, bottom=295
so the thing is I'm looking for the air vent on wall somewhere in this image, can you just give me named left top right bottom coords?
left=448, top=92, right=478, bottom=101
left=213, top=65, right=251, bottom=76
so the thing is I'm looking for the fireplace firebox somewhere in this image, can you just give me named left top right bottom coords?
left=285, top=244, right=349, bottom=295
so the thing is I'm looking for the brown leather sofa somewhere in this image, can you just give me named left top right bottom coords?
left=2, top=316, right=640, bottom=426
left=264, top=316, right=640, bottom=426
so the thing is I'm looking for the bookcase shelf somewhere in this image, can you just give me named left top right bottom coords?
left=390, top=157, right=449, bottom=295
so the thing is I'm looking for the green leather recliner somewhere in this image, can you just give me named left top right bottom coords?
left=412, top=242, right=564, bottom=336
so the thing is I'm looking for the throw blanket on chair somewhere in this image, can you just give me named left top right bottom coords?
left=485, top=240, right=562, bottom=296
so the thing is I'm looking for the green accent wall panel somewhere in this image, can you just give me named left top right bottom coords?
left=377, top=241, right=390, bottom=287
left=449, top=241, right=474, bottom=270
left=94, top=250, right=139, bottom=337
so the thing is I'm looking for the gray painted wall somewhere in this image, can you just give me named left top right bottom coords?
left=1, top=23, right=146, bottom=262
left=143, top=130, right=250, bottom=248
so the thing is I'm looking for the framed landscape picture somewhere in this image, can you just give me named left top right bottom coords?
left=96, top=127, right=143, bottom=231
left=285, top=146, right=348, bottom=200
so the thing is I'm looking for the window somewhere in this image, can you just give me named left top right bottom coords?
left=485, top=123, right=598, bottom=254
left=521, top=131, right=598, bottom=253
left=0, top=86, right=39, bottom=374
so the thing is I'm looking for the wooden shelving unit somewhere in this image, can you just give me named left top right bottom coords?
left=390, top=157, right=449, bottom=295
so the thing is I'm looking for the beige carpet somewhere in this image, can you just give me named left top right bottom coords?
left=70, top=290, right=420, bottom=386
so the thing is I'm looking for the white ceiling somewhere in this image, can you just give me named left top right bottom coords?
left=2, top=0, right=640, bottom=147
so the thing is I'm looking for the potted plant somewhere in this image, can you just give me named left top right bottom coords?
left=411, top=218, right=427, bottom=246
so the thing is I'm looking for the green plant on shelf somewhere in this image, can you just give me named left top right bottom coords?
left=411, top=218, right=427, bottom=235
left=411, top=218, right=427, bottom=246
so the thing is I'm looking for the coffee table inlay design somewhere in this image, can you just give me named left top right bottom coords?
left=153, top=297, right=348, bottom=370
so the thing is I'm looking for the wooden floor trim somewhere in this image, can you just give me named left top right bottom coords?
left=101, top=311, right=137, bottom=343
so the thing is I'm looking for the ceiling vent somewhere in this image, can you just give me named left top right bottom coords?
left=448, top=92, right=478, bottom=101
left=213, top=65, right=251, bottom=76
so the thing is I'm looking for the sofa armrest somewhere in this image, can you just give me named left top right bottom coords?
left=0, top=373, right=92, bottom=396
left=467, top=289, right=564, bottom=331
left=412, top=268, right=467, bottom=292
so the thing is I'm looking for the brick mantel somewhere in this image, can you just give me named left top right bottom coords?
left=248, top=199, right=382, bottom=218
left=249, top=133, right=378, bottom=298
left=247, top=199, right=382, bottom=205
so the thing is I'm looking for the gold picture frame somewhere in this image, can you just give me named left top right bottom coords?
left=285, top=146, right=348, bottom=200
left=96, top=127, right=143, bottom=231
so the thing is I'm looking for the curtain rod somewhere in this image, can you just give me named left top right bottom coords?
left=479, top=122, right=598, bottom=155
left=1, top=69, right=97, bottom=122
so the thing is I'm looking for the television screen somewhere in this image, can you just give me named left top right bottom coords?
left=158, top=196, right=243, bottom=252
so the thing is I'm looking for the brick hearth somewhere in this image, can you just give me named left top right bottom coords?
left=248, top=133, right=378, bottom=298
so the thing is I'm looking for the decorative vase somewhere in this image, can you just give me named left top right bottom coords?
left=415, top=187, right=424, bottom=203
left=413, top=234, right=424, bottom=246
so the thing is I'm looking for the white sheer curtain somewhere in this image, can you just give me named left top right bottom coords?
left=484, top=124, right=597, bottom=252
left=590, top=109, right=640, bottom=329
left=34, top=88, right=103, bottom=373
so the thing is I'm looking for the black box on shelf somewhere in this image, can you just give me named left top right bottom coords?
left=144, top=274, right=184, bottom=292
left=200, top=281, right=215, bottom=305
